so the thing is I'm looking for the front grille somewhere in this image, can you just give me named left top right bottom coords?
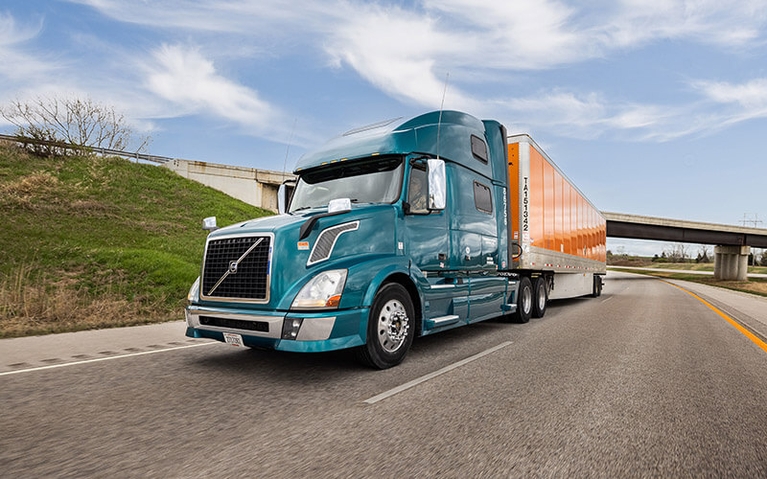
left=199, top=315, right=269, bottom=332
left=201, top=235, right=271, bottom=301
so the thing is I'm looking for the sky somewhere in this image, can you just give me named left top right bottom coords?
left=1, top=0, right=766, bottom=256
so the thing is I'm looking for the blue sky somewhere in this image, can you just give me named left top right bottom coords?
left=2, top=1, right=766, bottom=256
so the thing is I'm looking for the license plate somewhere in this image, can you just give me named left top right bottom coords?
left=223, top=332, right=245, bottom=347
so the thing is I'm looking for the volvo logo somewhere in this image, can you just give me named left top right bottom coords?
left=229, top=261, right=238, bottom=274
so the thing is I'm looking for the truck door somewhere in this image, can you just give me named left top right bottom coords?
left=403, top=162, right=449, bottom=271
left=403, top=161, right=469, bottom=325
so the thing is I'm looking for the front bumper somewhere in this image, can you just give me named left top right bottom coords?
left=185, top=304, right=368, bottom=353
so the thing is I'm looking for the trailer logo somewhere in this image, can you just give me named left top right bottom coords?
left=522, top=177, right=530, bottom=233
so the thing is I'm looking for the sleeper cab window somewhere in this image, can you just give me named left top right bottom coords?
left=473, top=181, right=492, bottom=214
left=471, top=135, right=488, bottom=163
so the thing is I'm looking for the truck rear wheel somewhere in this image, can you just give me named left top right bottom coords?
left=356, top=283, right=415, bottom=369
left=513, top=276, right=533, bottom=323
left=532, top=276, right=548, bottom=318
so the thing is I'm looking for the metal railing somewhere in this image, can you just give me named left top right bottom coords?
left=0, top=133, right=173, bottom=164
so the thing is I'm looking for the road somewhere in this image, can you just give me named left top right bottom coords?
left=610, top=265, right=767, bottom=279
left=2, top=271, right=767, bottom=477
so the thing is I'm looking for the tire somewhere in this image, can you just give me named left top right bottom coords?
left=591, top=275, right=603, bottom=298
left=512, top=276, right=533, bottom=323
left=532, top=276, right=548, bottom=318
left=356, top=283, right=415, bottom=369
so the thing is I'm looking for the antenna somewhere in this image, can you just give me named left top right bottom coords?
left=436, top=72, right=449, bottom=160
left=282, top=118, right=297, bottom=180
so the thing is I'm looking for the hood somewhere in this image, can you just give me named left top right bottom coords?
left=202, top=205, right=397, bottom=310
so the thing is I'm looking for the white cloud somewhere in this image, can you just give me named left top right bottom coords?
left=694, top=78, right=767, bottom=107
left=602, top=0, right=767, bottom=48
left=422, top=0, right=588, bottom=68
left=0, top=13, right=56, bottom=82
left=142, top=44, right=278, bottom=131
left=684, top=78, right=767, bottom=131
left=324, top=5, right=479, bottom=110
left=11, top=0, right=767, bottom=147
left=68, top=0, right=333, bottom=36
left=493, top=91, right=678, bottom=140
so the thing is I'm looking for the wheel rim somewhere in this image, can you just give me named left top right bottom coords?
left=521, top=285, right=532, bottom=314
left=536, top=283, right=546, bottom=310
left=377, top=299, right=410, bottom=353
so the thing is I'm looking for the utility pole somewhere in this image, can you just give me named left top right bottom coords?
left=740, top=213, right=763, bottom=228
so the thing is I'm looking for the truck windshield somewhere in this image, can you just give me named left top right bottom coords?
left=289, top=156, right=403, bottom=213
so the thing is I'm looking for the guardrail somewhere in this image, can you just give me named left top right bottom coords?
left=0, top=133, right=173, bottom=164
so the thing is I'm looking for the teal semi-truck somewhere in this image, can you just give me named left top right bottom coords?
left=185, top=110, right=606, bottom=368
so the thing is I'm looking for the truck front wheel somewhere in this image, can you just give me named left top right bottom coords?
left=513, top=276, right=533, bottom=323
left=356, top=283, right=415, bottom=369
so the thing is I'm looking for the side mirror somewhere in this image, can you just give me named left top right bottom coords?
left=202, top=216, right=218, bottom=231
left=427, top=159, right=446, bottom=210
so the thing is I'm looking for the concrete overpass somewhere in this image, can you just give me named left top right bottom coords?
left=603, top=212, right=767, bottom=281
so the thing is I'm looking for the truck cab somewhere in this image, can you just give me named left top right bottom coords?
left=186, top=111, right=523, bottom=368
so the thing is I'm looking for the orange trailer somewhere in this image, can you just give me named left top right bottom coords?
left=507, top=134, right=606, bottom=300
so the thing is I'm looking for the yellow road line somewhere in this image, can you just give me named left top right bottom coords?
left=666, top=281, right=767, bottom=354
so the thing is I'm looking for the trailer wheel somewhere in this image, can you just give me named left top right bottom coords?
left=356, top=283, right=415, bottom=369
left=591, top=275, right=603, bottom=298
left=512, top=277, right=533, bottom=323
left=532, top=276, right=548, bottom=318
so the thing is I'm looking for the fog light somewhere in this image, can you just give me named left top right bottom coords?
left=281, top=318, right=303, bottom=339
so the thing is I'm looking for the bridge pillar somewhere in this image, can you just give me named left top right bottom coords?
left=714, top=245, right=750, bottom=281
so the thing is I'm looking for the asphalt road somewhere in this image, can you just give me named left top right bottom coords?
left=3, top=271, right=767, bottom=478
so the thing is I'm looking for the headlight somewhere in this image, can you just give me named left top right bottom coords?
left=187, top=277, right=200, bottom=302
left=291, top=269, right=347, bottom=309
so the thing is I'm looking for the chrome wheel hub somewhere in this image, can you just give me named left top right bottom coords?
left=377, top=299, right=410, bottom=353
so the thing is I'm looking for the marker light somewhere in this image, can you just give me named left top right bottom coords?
left=292, top=269, right=347, bottom=309
left=187, top=277, right=200, bottom=302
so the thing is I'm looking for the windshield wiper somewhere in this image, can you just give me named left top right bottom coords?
left=290, top=206, right=313, bottom=214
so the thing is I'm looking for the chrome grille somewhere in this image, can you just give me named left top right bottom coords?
left=201, top=235, right=271, bottom=301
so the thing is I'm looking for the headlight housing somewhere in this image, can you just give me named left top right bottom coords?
left=291, top=269, right=347, bottom=309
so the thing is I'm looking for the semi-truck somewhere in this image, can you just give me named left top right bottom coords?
left=185, top=110, right=606, bottom=368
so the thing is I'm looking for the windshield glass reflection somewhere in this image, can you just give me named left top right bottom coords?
left=289, top=156, right=403, bottom=213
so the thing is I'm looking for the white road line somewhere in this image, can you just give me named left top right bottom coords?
left=0, top=342, right=217, bottom=377
left=601, top=296, right=613, bottom=303
left=364, top=341, right=513, bottom=405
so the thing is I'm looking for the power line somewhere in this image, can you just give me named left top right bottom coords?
left=740, top=213, right=764, bottom=228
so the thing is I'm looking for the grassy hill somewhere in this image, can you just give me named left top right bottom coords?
left=0, top=141, right=272, bottom=338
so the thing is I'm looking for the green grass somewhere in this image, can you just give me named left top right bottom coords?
left=608, top=266, right=767, bottom=298
left=626, top=262, right=767, bottom=275
left=0, top=141, right=272, bottom=337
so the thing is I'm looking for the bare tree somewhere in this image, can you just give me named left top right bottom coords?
left=663, top=243, right=690, bottom=263
left=696, top=245, right=712, bottom=263
left=1, top=96, right=146, bottom=156
left=760, top=249, right=767, bottom=267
